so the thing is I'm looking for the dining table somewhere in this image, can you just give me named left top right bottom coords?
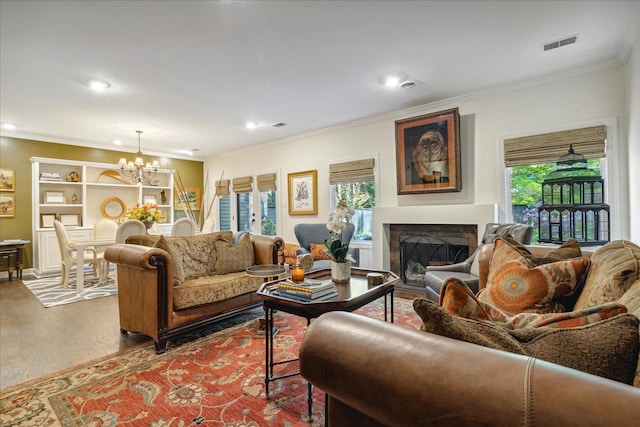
left=74, top=238, right=115, bottom=291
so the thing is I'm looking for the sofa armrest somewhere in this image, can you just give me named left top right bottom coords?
left=477, top=243, right=494, bottom=290
left=105, top=243, right=170, bottom=271
left=300, top=312, right=640, bottom=427
left=425, top=258, right=472, bottom=273
left=250, top=235, right=284, bottom=265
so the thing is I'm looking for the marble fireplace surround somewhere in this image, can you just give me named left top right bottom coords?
left=372, top=204, right=500, bottom=273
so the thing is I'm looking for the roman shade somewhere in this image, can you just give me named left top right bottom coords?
left=257, top=173, right=277, bottom=192
left=504, top=125, right=606, bottom=167
left=329, top=158, right=375, bottom=184
left=215, top=179, right=230, bottom=196
left=232, top=176, right=253, bottom=193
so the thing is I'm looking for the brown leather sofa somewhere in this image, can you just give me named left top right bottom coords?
left=300, top=242, right=640, bottom=426
left=105, top=232, right=283, bottom=353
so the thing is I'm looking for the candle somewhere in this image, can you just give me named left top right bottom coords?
left=291, top=265, right=305, bottom=283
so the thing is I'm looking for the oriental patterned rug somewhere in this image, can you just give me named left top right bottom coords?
left=0, top=298, right=421, bottom=426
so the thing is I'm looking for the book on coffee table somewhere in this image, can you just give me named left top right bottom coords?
left=276, top=279, right=337, bottom=300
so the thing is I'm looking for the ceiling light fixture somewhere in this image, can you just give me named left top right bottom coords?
left=113, top=139, right=123, bottom=145
left=384, top=76, right=400, bottom=87
left=87, top=79, right=110, bottom=91
left=118, top=130, right=159, bottom=184
left=246, top=122, right=257, bottom=129
left=1, top=123, right=16, bottom=130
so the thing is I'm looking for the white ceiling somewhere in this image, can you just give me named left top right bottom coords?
left=1, top=0, right=638, bottom=160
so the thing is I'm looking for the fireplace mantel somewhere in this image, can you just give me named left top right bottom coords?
left=372, top=204, right=499, bottom=270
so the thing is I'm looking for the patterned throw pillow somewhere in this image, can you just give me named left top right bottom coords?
left=573, top=240, right=640, bottom=310
left=414, top=297, right=640, bottom=384
left=281, top=243, right=300, bottom=265
left=214, top=232, right=255, bottom=274
left=310, top=243, right=332, bottom=260
left=479, top=239, right=590, bottom=313
left=500, top=235, right=583, bottom=265
left=153, top=235, right=185, bottom=286
left=440, top=277, right=628, bottom=329
left=618, top=280, right=640, bottom=387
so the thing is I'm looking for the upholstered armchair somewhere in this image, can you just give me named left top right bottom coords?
left=293, top=223, right=359, bottom=271
left=424, top=222, right=533, bottom=301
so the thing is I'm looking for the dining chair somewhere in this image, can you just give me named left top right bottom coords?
left=201, top=217, right=215, bottom=234
left=54, top=220, right=103, bottom=288
left=93, top=219, right=118, bottom=279
left=115, top=219, right=147, bottom=244
left=171, top=217, right=197, bottom=237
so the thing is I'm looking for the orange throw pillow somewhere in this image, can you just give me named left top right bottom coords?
left=478, top=239, right=590, bottom=313
left=310, top=243, right=332, bottom=260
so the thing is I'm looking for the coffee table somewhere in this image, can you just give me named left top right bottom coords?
left=256, top=267, right=399, bottom=420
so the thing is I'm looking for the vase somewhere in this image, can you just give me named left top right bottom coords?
left=331, top=260, right=351, bottom=283
left=144, top=221, right=155, bottom=231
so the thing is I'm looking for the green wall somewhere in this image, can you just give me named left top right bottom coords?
left=0, top=136, right=204, bottom=269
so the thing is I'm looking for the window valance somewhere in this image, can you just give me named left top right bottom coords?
left=504, top=125, right=606, bottom=167
left=232, top=176, right=253, bottom=193
left=215, top=179, right=230, bottom=196
left=329, top=158, right=375, bottom=184
left=257, top=173, right=277, bottom=192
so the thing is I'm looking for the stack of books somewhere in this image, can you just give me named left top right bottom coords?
left=40, top=172, right=63, bottom=182
left=275, top=279, right=337, bottom=302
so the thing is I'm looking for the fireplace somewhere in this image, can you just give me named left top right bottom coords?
left=389, top=224, right=478, bottom=290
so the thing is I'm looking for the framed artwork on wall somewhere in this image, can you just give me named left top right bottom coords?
left=395, top=107, right=461, bottom=194
left=0, top=169, right=15, bottom=191
left=288, top=170, right=318, bottom=215
left=0, top=194, right=15, bottom=217
left=175, top=187, right=201, bottom=210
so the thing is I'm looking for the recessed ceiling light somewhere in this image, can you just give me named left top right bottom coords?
left=246, top=122, right=258, bottom=129
left=385, top=76, right=400, bottom=88
left=87, top=79, right=110, bottom=91
left=177, top=149, right=194, bottom=156
left=1, top=123, right=16, bottom=130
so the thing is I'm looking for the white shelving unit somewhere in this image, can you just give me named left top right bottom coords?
left=31, top=157, right=175, bottom=276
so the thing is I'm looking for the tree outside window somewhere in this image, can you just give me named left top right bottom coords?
left=331, top=181, right=375, bottom=241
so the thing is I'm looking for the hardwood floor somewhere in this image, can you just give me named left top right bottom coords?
left=0, top=278, right=150, bottom=390
left=0, top=277, right=425, bottom=390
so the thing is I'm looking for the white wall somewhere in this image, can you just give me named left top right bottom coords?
left=624, top=12, right=640, bottom=243
left=205, top=65, right=632, bottom=247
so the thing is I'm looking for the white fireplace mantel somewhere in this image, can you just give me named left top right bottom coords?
left=372, top=204, right=499, bottom=270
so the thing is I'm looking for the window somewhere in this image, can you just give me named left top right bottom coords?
left=504, top=125, right=607, bottom=243
left=232, top=176, right=254, bottom=232
left=218, top=194, right=231, bottom=231
left=257, top=173, right=277, bottom=236
left=329, top=158, right=376, bottom=241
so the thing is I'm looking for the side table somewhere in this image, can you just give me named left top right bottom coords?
left=0, top=240, right=30, bottom=281
left=246, top=264, right=287, bottom=335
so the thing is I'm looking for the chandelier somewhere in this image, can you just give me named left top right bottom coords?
left=118, top=130, right=160, bottom=184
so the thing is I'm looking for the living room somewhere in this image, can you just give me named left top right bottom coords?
left=1, top=1, right=640, bottom=425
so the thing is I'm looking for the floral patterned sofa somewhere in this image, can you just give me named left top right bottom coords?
left=105, top=231, right=284, bottom=353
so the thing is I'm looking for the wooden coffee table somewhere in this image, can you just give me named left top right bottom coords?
left=256, top=267, right=399, bottom=420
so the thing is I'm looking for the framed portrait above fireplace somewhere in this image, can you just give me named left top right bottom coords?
left=395, top=107, right=461, bottom=194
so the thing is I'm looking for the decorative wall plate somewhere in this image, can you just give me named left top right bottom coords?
left=100, top=196, right=126, bottom=220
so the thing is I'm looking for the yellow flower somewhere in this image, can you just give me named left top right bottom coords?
left=126, top=203, right=165, bottom=224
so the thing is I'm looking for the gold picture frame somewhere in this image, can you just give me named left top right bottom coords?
left=44, top=190, right=66, bottom=204
left=40, top=213, right=57, bottom=228
left=59, top=213, right=81, bottom=227
left=175, top=187, right=201, bottom=210
left=0, top=194, right=15, bottom=217
left=288, top=170, right=318, bottom=215
left=0, top=169, right=15, bottom=191
left=395, top=107, right=461, bottom=194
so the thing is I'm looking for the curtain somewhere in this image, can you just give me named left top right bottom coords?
left=257, top=173, right=277, bottom=192
left=232, top=176, right=253, bottom=193
left=503, top=125, right=606, bottom=167
left=329, top=158, right=375, bottom=184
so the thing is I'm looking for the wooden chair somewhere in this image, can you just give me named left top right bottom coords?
left=54, top=220, right=103, bottom=288
left=115, top=219, right=146, bottom=244
left=93, top=219, right=118, bottom=280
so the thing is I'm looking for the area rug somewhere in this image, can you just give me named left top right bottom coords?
left=22, top=275, right=117, bottom=308
left=0, top=298, right=421, bottom=426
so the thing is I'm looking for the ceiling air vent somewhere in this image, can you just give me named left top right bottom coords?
left=272, top=122, right=286, bottom=128
left=544, top=35, right=578, bottom=51
left=400, top=81, right=416, bottom=90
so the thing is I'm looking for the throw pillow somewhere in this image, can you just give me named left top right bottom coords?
left=617, top=280, right=640, bottom=388
left=440, top=277, right=629, bottom=329
left=413, top=298, right=640, bottom=384
left=310, top=243, right=332, bottom=261
left=214, top=232, right=254, bottom=274
left=573, top=240, right=640, bottom=310
left=281, top=243, right=300, bottom=265
left=479, top=239, right=590, bottom=313
left=500, top=235, right=583, bottom=265
left=153, top=235, right=185, bottom=286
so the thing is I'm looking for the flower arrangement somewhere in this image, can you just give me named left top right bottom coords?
left=324, top=199, right=355, bottom=263
left=126, top=203, right=165, bottom=224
